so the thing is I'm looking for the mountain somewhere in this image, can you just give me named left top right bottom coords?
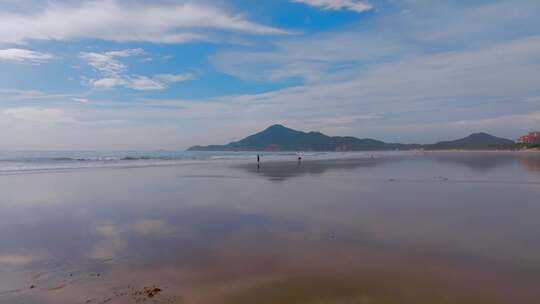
left=188, top=125, right=516, bottom=151
left=188, top=124, right=420, bottom=151
left=426, top=132, right=515, bottom=150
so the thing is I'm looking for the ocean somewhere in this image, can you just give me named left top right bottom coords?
left=0, top=150, right=398, bottom=173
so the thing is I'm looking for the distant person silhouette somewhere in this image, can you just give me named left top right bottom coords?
left=257, top=154, right=260, bottom=168
left=297, top=156, right=302, bottom=165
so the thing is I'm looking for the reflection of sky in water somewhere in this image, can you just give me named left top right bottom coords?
left=1, top=153, right=540, bottom=303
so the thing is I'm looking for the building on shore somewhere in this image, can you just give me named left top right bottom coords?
left=518, top=132, right=540, bottom=144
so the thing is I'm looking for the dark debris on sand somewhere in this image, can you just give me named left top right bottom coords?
left=139, top=287, right=161, bottom=298
left=130, top=285, right=183, bottom=303
left=84, top=285, right=178, bottom=303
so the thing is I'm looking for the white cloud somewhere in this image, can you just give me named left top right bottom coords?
left=3, top=107, right=75, bottom=124
left=0, top=48, right=53, bottom=63
left=203, top=1, right=540, bottom=143
left=124, top=74, right=194, bottom=91
left=124, top=76, right=166, bottom=91
left=450, top=112, right=540, bottom=129
left=80, top=49, right=193, bottom=90
left=80, top=48, right=143, bottom=76
left=142, top=35, right=540, bottom=144
left=155, top=74, right=194, bottom=83
left=88, top=74, right=194, bottom=91
left=88, top=77, right=126, bottom=89
left=72, top=97, right=89, bottom=103
left=0, top=1, right=539, bottom=149
left=214, top=1, right=540, bottom=84
left=0, top=1, right=288, bottom=44
left=0, top=88, right=50, bottom=100
left=212, top=30, right=403, bottom=83
left=363, top=112, right=540, bottom=141
left=104, top=49, right=145, bottom=58
left=291, top=0, right=372, bottom=12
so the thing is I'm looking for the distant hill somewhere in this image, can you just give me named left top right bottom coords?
left=188, top=125, right=516, bottom=151
left=425, top=132, right=515, bottom=150
left=188, top=124, right=419, bottom=151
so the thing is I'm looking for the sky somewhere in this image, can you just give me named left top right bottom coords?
left=0, top=0, right=539, bottom=150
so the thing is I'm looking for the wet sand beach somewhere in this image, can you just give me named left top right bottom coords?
left=1, top=152, right=540, bottom=303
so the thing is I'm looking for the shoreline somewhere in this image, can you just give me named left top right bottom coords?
left=0, top=150, right=538, bottom=176
left=420, top=149, right=540, bottom=153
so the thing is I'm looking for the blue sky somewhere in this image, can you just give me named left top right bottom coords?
left=0, top=0, right=539, bottom=150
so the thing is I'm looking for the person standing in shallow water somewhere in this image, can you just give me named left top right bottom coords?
left=257, top=154, right=260, bottom=166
